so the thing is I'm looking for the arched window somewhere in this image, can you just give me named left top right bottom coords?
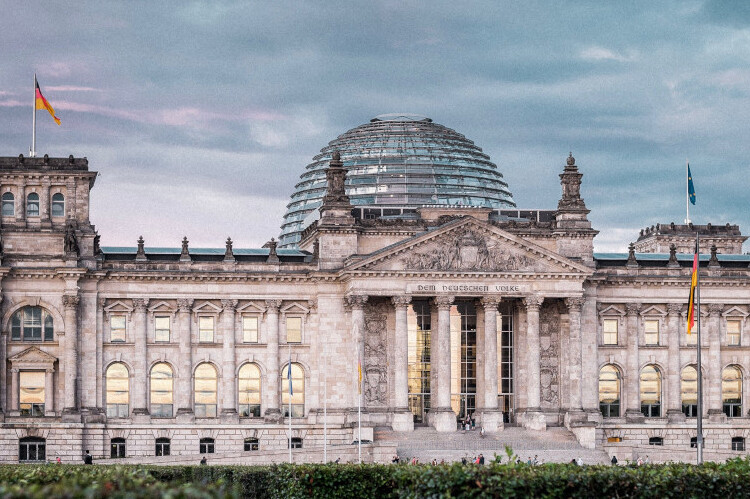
left=238, top=363, right=261, bottom=417
left=244, top=437, right=259, bottom=451
left=640, top=365, right=661, bottom=417
left=199, top=437, right=215, bottom=454
left=19, top=437, right=46, bottom=462
left=155, top=437, right=170, bottom=456
left=681, top=365, right=698, bottom=417
left=282, top=363, right=304, bottom=418
left=2, top=192, right=14, bottom=216
left=51, top=193, right=65, bottom=217
left=106, top=363, right=129, bottom=418
left=195, top=363, right=217, bottom=418
left=11, top=306, right=54, bottom=341
left=599, top=365, right=621, bottom=418
left=732, top=437, right=745, bottom=451
left=150, top=363, right=173, bottom=418
left=26, top=192, right=39, bottom=217
left=723, top=365, right=742, bottom=418
left=110, top=437, right=126, bottom=458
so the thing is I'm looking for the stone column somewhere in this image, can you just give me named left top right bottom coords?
left=581, top=284, right=600, bottom=419
left=131, top=298, right=149, bottom=417
left=391, top=295, right=413, bottom=431
left=347, top=295, right=368, bottom=409
left=10, top=369, right=19, bottom=413
left=264, top=299, right=282, bottom=421
left=479, top=297, right=502, bottom=432
left=17, top=185, right=25, bottom=222
left=666, top=303, right=685, bottom=422
left=45, top=368, right=55, bottom=417
left=221, top=299, right=238, bottom=421
left=430, top=295, right=455, bottom=432
left=40, top=180, right=50, bottom=226
left=625, top=303, right=643, bottom=422
left=521, top=295, right=545, bottom=431
left=95, top=298, right=105, bottom=414
left=708, top=304, right=724, bottom=421
left=176, top=298, right=194, bottom=420
left=565, top=296, right=585, bottom=424
left=62, top=293, right=80, bottom=420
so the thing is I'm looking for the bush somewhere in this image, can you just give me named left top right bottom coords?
left=1, top=458, right=750, bottom=498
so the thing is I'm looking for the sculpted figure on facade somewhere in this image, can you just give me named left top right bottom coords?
left=401, top=227, right=535, bottom=272
left=539, top=302, right=560, bottom=407
left=64, top=220, right=79, bottom=256
left=363, top=301, right=388, bottom=406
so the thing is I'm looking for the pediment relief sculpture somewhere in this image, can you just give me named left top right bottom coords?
left=400, top=227, right=537, bottom=272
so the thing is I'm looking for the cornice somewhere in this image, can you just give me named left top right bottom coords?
left=342, top=269, right=589, bottom=280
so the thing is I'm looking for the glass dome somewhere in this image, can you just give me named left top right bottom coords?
left=278, top=114, right=516, bottom=247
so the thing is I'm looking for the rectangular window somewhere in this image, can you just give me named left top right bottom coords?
left=603, top=319, right=618, bottom=345
left=155, top=316, right=170, bottom=342
left=19, top=371, right=45, bottom=416
left=110, top=315, right=126, bottom=342
left=286, top=317, right=302, bottom=344
left=727, top=320, right=741, bottom=346
left=644, top=320, right=659, bottom=345
left=199, top=316, right=214, bottom=343
left=607, top=436, right=622, bottom=443
left=243, top=316, right=259, bottom=343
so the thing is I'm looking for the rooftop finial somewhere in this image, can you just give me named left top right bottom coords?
left=224, top=236, right=235, bottom=262
left=567, top=152, right=575, bottom=167
left=180, top=236, right=191, bottom=262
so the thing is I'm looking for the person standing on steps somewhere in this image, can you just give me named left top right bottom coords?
left=611, top=455, right=618, bottom=465
left=83, top=450, right=93, bottom=465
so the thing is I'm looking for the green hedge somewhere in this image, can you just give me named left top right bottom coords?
left=1, top=458, right=750, bottom=498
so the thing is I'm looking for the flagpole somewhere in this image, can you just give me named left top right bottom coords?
left=685, top=160, right=690, bottom=224
left=358, top=345, right=362, bottom=464
left=31, top=73, right=37, bottom=158
left=288, top=343, right=292, bottom=464
left=696, top=232, right=703, bottom=464
left=323, top=332, right=328, bottom=464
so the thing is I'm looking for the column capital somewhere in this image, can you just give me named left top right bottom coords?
left=346, top=294, right=368, bottom=309
left=391, top=295, right=411, bottom=308
left=434, top=295, right=454, bottom=310
left=221, top=299, right=238, bottom=311
left=708, top=304, right=723, bottom=317
left=564, top=296, right=585, bottom=312
left=523, top=295, right=543, bottom=311
left=132, top=298, right=149, bottom=312
left=480, top=296, right=500, bottom=309
left=97, top=297, right=106, bottom=309
left=625, top=302, right=641, bottom=316
left=667, top=303, right=682, bottom=316
left=176, top=298, right=194, bottom=312
left=265, top=299, right=282, bottom=312
left=62, top=294, right=80, bottom=310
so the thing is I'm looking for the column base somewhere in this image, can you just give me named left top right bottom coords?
left=584, top=408, right=603, bottom=424
left=430, top=408, right=457, bottom=432
left=221, top=409, right=239, bottom=424
left=61, top=408, right=81, bottom=422
left=667, top=409, right=686, bottom=423
left=264, top=408, right=283, bottom=423
left=391, top=409, right=414, bottom=432
left=625, top=409, right=645, bottom=423
left=176, top=408, right=194, bottom=423
left=518, top=409, right=546, bottom=431
left=564, top=409, right=586, bottom=428
left=708, top=409, right=726, bottom=423
left=82, top=407, right=106, bottom=423
left=131, top=408, right=151, bottom=423
left=478, top=409, right=503, bottom=433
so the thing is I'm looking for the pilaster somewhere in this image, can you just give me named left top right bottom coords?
left=708, top=304, right=725, bottom=422
left=221, top=299, right=239, bottom=422
left=667, top=303, right=686, bottom=422
left=264, top=299, right=282, bottom=422
left=564, top=296, right=586, bottom=426
left=431, top=295, right=456, bottom=432
left=62, top=293, right=81, bottom=421
left=624, top=303, right=644, bottom=422
left=131, top=298, right=150, bottom=419
left=176, top=298, right=194, bottom=421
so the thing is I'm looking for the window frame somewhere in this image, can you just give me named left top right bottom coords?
left=732, top=437, right=745, bottom=451
left=644, top=319, right=660, bottom=346
left=681, top=365, right=699, bottom=418
left=154, top=315, right=171, bottom=343
left=602, top=318, right=619, bottom=346
left=2, top=192, right=15, bottom=216
left=51, top=192, right=65, bottom=218
left=26, top=192, right=39, bottom=217
left=242, top=315, right=259, bottom=343
left=727, top=319, right=741, bottom=346
left=198, top=316, right=215, bottom=343
left=106, top=363, right=130, bottom=418
left=110, top=438, right=126, bottom=458
left=282, top=362, right=305, bottom=418
left=194, top=363, right=218, bottom=418
left=19, top=370, right=46, bottom=417
left=150, top=363, right=174, bottom=418
left=648, top=437, right=664, bottom=446
left=110, top=315, right=127, bottom=343
left=599, top=364, right=621, bottom=418
left=11, top=306, right=54, bottom=342
left=244, top=437, right=260, bottom=451
left=199, top=437, right=215, bottom=454
left=285, top=316, right=303, bottom=344
left=640, top=365, right=662, bottom=418
left=155, top=437, right=170, bottom=456
left=238, top=363, right=261, bottom=418
left=289, top=437, right=303, bottom=449
left=19, top=437, right=46, bottom=463
left=722, top=365, right=742, bottom=418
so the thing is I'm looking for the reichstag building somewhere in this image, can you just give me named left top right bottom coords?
left=1, top=114, right=749, bottom=463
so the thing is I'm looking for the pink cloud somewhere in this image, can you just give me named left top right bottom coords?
left=46, top=85, right=101, bottom=92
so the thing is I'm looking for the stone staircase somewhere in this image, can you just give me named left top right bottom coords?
left=375, top=426, right=610, bottom=465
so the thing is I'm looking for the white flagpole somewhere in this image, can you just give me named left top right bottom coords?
left=31, top=73, right=37, bottom=158
left=685, top=159, right=690, bottom=224
left=354, top=323, right=362, bottom=464
left=323, top=332, right=328, bottom=463
left=288, top=343, right=292, bottom=464
left=695, top=233, right=703, bottom=464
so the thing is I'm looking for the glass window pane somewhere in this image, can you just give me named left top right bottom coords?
left=110, top=315, right=126, bottom=342
left=287, top=317, right=302, bottom=343
left=20, top=372, right=45, bottom=404
left=243, top=316, right=258, bottom=343
left=645, top=320, right=659, bottom=345
left=727, top=320, right=741, bottom=346
left=199, top=316, right=214, bottom=342
left=155, top=316, right=170, bottom=342
left=603, top=319, right=618, bottom=345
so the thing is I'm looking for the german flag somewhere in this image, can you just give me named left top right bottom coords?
left=35, top=77, right=61, bottom=125
left=687, top=238, right=699, bottom=334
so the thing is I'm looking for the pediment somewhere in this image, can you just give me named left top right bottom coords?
left=347, top=217, right=592, bottom=275
left=9, top=346, right=58, bottom=365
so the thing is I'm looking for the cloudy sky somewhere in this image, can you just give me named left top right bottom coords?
left=1, top=0, right=748, bottom=252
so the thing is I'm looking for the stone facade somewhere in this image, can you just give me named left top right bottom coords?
left=0, top=153, right=749, bottom=463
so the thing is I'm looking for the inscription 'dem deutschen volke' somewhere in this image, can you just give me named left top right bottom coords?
left=409, top=284, right=523, bottom=293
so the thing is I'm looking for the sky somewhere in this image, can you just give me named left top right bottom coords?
left=1, top=0, right=749, bottom=253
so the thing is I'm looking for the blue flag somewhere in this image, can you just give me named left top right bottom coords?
left=688, top=164, right=696, bottom=205
left=287, top=361, right=293, bottom=396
